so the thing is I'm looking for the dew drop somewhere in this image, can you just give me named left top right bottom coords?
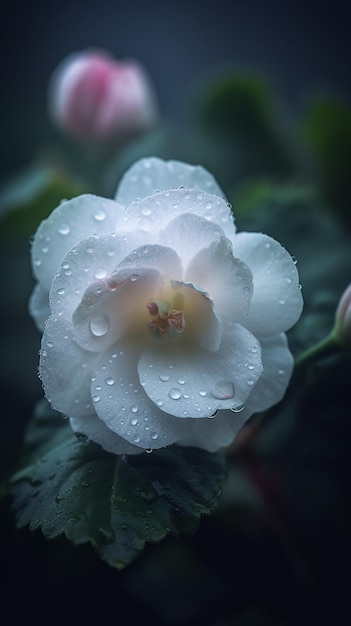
left=159, top=374, right=170, bottom=382
left=198, top=390, right=207, bottom=397
left=141, top=207, right=151, bottom=216
left=47, top=340, right=53, bottom=348
left=285, top=276, right=292, bottom=284
left=131, top=406, right=138, bottom=414
left=58, top=224, right=70, bottom=235
left=231, top=405, right=245, bottom=413
left=106, top=377, right=115, bottom=386
left=205, top=201, right=212, bottom=210
left=133, top=435, right=141, bottom=443
left=151, top=432, right=158, bottom=440
left=264, top=241, right=271, bottom=249
left=145, top=448, right=153, bottom=454
left=94, top=209, right=106, bottom=221
left=93, top=395, right=100, bottom=402
left=279, top=298, right=286, bottom=305
left=89, top=314, right=110, bottom=337
left=177, top=377, right=186, bottom=385
left=130, top=274, right=139, bottom=282
left=247, top=379, right=255, bottom=386
left=95, top=268, right=107, bottom=279
left=168, top=388, right=181, bottom=400
left=212, top=380, right=235, bottom=400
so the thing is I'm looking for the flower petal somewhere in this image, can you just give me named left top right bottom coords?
left=246, top=333, right=294, bottom=413
left=177, top=407, right=254, bottom=452
left=116, top=243, right=183, bottom=279
left=115, top=157, right=225, bottom=206
left=72, top=266, right=163, bottom=352
left=138, top=324, right=262, bottom=418
left=91, top=341, right=193, bottom=450
left=28, top=283, right=50, bottom=331
left=69, top=415, right=142, bottom=455
left=49, top=231, right=150, bottom=321
left=233, top=232, right=303, bottom=337
left=39, top=317, right=98, bottom=418
left=158, top=212, right=225, bottom=269
left=166, top=279, right=223, bottom=351
left=31, top=195, right=124, bottom=290
left=121, top=188, right=236, bottom=240
left=186, top=237, right=253, bottom=324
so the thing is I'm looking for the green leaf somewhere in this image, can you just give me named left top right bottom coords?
left=11, top=401, right=227, bottom=570
left=178, top=73, right=299, bottom=191
left=0, top=166, right=87, bottom=237
left=301, top=97, right=351, bottom=225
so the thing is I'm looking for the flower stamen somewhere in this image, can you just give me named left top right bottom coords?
left=147, top=300, right=186, bottom=340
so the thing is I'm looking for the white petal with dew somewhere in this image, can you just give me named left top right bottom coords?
left=246, top=333, right=294, bottom=413
left=72, top=267, right=163, bottom=352
left=49, top=230, right=150, bottom=321
left=115, top=157, right=226, bottom=206
left=138, top=323, right=262, bottom=418
left=70, top=415, right=142, bottom=455
left=31, top=195, right=124, bottom=290
left=40, top=317, right=99, bottom=418
left=186, top=237, right=253, bottom=324
left=28, top=283, right=50, bottom=332
left=121, top=188, right=235, bottom=240
left=91, top=341, right=193, bottom=450
left=233, top=232, right=303, bottom=337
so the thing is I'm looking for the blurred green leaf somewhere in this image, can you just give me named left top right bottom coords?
left=0, top=166, right=87, bottom=237
left=178, top=73, right=301, bottom=190
left=11, top=400, right=227, bottom=570
left=301, top=97, right=351, bottom=226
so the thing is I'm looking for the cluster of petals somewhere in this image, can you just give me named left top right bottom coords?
left=48, top=49, right=157, bottom=142
left=29, top=157, right=303, bottom=455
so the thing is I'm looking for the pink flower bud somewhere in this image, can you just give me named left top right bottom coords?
left=48, top=50, right=158, bottom=142
left=333, top=282, right=351, bottom=349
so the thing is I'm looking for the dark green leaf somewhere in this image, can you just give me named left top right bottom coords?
left=0, top=166, right=87, bottom=237
left=301, top=97, right=351, bottom=225
left=11, top=401, right=227, bottom=570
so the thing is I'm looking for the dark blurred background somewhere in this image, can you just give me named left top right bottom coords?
left=1, top=0, right=350, bottom=179
left=1, top=1, right=351, bottom=625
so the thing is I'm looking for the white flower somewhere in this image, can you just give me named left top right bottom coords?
left=29, top=158, right=303, bottom=455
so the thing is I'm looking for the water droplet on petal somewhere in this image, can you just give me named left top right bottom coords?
left=159, top=374, right=170, bottom=382
left=151, top=432, right=158, bottom=440
left=130, top=274, right=139, bottom=282
left=94, top=209, right=106, bottom=221
left=93, top=395, right=100, bottom=402
left=106, top=377, right=115, bottom=385
left=133, top=434, right=141, bottom=443
left=131, top=406, right=138, bottom=414
left=156, top=399, right=164, bottom=407
left=231, top=405, right=245, bottom=413
left=212, top=380, right=235, bottom=400
left=89, top=314, right=110, bottom=337
left=58, top=224, right=70, bottom=235
left=177, top=377, right=186, bottom=385
left=198, top=390, right=207, bottom=397
left=168, top=388, right=181, bottom=400
left=95, top=268, right=107, bottom=279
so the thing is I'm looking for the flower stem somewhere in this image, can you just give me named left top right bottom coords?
left=294, top=333, right=339, bottom=370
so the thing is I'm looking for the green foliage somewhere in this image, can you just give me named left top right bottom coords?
left=11, top=400, right=227, bottom=570
left=176, top=73, right=300, bottom=192
left=301, top=97, right=351, bottom=225
left=0, top=166, right=87, bottom=237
